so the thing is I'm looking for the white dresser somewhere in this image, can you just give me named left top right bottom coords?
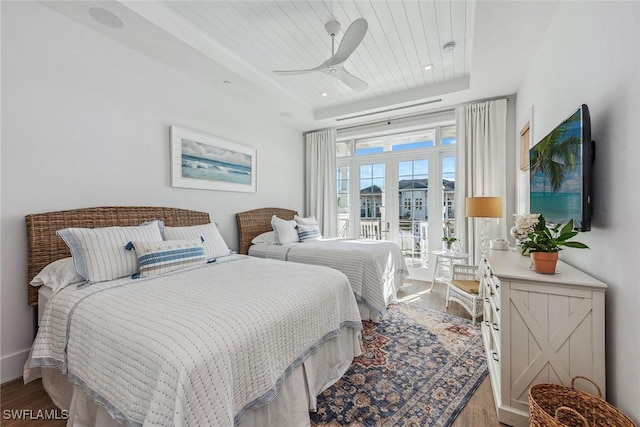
left=479, top=249, right=606, bottom=426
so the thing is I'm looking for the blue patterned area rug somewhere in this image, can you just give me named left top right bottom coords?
left=310, top=302, right=488, bottom=427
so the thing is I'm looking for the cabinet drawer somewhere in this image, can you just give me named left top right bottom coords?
left=484, top=277, right=501, bottom=307
left=483, top=319, right=501, bottom=373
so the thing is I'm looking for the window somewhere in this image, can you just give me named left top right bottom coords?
left=336, top=121, right=456, bottom=274
left=441, top=125, right=456, bottom=146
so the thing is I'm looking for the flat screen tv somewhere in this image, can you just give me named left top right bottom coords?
left=529, top=104, right=594, bottom=231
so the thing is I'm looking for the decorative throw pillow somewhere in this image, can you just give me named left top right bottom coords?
left=163, top=223, right=231, bottom=261
left=30, top=257, right=85, bottom=295
left=251, top=231, right=276, bottom=245
left=131, top=239, right=206, bottom=278
left=57, top=220, right=164, bottom=283
left=294, top=215, right=318, bottom=225
left=294, top=215, right=322, bottom=241
left=271, top=215, right=299, bottom=244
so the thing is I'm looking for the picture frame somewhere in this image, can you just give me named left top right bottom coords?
left=170, top=125, right=257, bottom=193
left=519, top=106, right=533, bottom=171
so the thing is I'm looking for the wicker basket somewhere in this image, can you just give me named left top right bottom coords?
left=529, top=376, right=636, bottom=427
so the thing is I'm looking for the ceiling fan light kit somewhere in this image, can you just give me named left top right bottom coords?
left=273, top=18, right=369, bottom=92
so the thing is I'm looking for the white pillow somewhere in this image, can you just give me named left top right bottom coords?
left=163, top=223, right=230, bottom=261
left=294, top=215, right=317, bottom=225
left=131, top=239, right=206, bottom=278
left=57, top=220, right=164, bottom=283
left=271, top=215, right=299, bottom=244
left=30, top=257, right=85, bottom=294
left=294, top=215, right=322, bottom=241
left=251, top=231, right=276, bottom=245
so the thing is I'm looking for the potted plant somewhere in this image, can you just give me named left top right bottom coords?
left=442, top=236, right=457, bottom=251
left=520, top=214, right=589, bottom=274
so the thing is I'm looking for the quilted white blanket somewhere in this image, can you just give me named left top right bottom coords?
left=250, top=239, right=408, bottom=318
left=28, top=255, right=362, bottom=426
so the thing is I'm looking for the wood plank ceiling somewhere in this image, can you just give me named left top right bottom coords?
left=162, top=1, right=472, bottom=112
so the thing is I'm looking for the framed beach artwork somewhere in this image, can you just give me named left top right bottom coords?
left=170, top=125, right=256, bottom=193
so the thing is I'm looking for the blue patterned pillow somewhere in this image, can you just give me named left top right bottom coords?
left=163, top=223, right=230, bottom=261
left=271, top=215, right=299, bottom=244
left=131, top=239, right=206, bottom=278
left=295, top=215, right=322, bottom=242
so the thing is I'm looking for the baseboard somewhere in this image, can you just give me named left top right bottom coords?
left=1, top=349, right=29, bottom=384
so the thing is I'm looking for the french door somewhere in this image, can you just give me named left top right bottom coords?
left=338, top=150, right=456, bottom=278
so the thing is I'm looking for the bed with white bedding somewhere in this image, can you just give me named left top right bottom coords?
left=236, top=208, right=409, bottom=322
left=24, top=206, right=362, bottom=427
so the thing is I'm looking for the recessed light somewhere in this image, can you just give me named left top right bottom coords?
left=321, top=92, right=328, bottom=97
left=442, top=41, right=456, bottom=53
left=88, top=8, right=124, bottom=29
left=423, top=63, right=433, bottom=71
left=223, top=80, right=232, bottom=85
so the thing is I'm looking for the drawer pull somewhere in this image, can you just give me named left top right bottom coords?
left=495, top=307, right=500, bottom=312
left=492, top=352, right=499, bottom=362
left=485, top=298, right=490, bottom=303
left=484, top=320, right=490, bottom=327
left=495, top=283, right=500, bottom=289
left=492, top=323, right=500, bottom=331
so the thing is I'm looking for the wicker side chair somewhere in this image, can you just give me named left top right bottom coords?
left=445, top=264, right=483, bottom=324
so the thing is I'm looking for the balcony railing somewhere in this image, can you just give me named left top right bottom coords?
left=338, top=217, right=430, bottom=268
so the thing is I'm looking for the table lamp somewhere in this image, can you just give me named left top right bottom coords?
left=466, top=196, right=503, bottom=248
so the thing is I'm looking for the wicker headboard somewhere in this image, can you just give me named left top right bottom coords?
left=25, top=206, right=211, bottom=306
left=235, top=208, right=298, bottom=255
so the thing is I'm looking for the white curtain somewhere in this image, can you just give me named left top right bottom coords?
left=455, top=99, right=508, bottom=262
left=305, top=129, right=338, bottom=237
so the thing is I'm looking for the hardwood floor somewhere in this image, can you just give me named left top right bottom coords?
left=1, top=281, right=504, bottom=426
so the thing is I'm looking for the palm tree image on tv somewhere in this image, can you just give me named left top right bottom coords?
left=530, top=110, right=583, bottom=226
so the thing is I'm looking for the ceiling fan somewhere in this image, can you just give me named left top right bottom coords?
left=273, top=18, right=368, bottom=92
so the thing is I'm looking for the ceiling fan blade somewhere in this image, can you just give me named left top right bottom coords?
left=333, top=67, right=368, bottom=91
left=328, top=18, right=368, bottom=66
left=273, top=60, right=328, bottom=75
left=273, top=69, right=315, bottom=75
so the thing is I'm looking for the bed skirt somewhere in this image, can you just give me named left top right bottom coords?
left=25, top=326, right=360, bottom=427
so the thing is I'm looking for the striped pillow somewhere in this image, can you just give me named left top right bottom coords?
left=271, top=215, right=299, bottom=244
left=57, top=220, right=164, bottom=283
left=163, top=223, right=230, bottom=261
left=297, top=223, right=322, bottom=242
left=132, top=240, right=205, bottom=278
left=294, top=215, right=322, bottom=242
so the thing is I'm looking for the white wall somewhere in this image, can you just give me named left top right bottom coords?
left=516, top=2, right=639, bottom=421
left=1, top=2, right=305, bottom=381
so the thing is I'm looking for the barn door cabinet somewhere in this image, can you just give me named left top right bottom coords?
left=479, top=249, right=606, bottom=427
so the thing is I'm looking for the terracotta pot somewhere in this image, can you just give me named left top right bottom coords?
left=530, top=252, right=559, bottom=274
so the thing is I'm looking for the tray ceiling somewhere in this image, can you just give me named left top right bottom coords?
left=42, top=0, right=559, bottom=128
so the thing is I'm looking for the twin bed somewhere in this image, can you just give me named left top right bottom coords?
left=236, top=208, right=409, bottom=322
left=24, top=206, right=362, bottom=427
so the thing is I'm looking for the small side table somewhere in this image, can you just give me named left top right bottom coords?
left=430, top=250, right=471, bottom=291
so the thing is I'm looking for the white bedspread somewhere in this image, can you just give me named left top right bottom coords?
left=249, top=239, right=408, bottom=319
left=26, top=255, right=362, bottom=426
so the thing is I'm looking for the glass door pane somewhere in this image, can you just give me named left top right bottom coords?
left=442, top=156, right=457, bottom=248
left=359, top=163, right=385, bottom=240
left=337, top=165, right=350, bottom=238
left=397, top=159, right=428, bottom=268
